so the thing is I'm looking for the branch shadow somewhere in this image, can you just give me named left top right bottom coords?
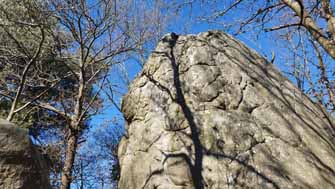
left=142, top=33, right=282, bottom=189
left=133, top=31, right=335, bottom=189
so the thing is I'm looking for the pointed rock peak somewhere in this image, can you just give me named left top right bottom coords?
left=118, top=31, right=335, bottom=189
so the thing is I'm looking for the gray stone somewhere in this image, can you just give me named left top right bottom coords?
left=118, top=31, right=335, bottom=189
left=0, top=119, right=50, bottom=189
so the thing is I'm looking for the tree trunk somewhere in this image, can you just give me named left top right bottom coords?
left=61, top=129, right=78, bottom=189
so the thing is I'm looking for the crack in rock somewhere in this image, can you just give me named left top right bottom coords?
left=118, top=31, right=335, bottom=189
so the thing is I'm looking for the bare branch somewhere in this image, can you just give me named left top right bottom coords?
left=78, top=73, right=108, bottom=123
left=37, top=102, right=68, bottom=119
left=13, top=78, right=63, bottom=115
left=265, top=23, right=301, bottom=32
left=321, top=0, right=335, bottom=40
left=311, top=40, right=335, bottom=112
left=282, top=0, right=335, bottom=59
left=208, top=0, right=244, bottom=20
left=7, top=26, right=45, bottom=121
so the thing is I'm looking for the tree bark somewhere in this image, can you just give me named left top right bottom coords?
left=61, top=128, right=78, bottom=189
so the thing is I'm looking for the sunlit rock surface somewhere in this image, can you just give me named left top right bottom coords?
left=118, top=31, right=335, bottom=189
left=0, top=119, right=50, bottom=188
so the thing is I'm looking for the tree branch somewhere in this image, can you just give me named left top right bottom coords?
left=321, top=0, right=335, bottom=40
left=13, top=78, right=62, bottom=115
left=282, top=0, right=335, bottom=59
left=6, top=26, right=45, bottom=121
left=265, top=23, right=300, bottom=32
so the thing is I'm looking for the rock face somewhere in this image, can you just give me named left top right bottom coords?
left=0, top=119, right=50, bottom=188
left=118, top=31, right=335, bottom=189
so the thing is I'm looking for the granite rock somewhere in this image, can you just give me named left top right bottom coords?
left=118, top=31, right=335, bottom=189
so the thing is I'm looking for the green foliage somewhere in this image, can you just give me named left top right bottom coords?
left=0, top=0, right=52, bottom=122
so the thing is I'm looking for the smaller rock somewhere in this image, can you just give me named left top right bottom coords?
left=0, top=119, right=50, bottom=189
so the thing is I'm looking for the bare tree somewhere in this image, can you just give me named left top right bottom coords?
left=47, top=0, right=166, bottom=188
left=170, top=0, right=335, bottom=112
left=0, top=0, right=167, bottom=188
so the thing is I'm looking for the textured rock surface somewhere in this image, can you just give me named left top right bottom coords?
left=0, top=119, right=50, bottom=188
left=118, top=31, right=335, bottom=189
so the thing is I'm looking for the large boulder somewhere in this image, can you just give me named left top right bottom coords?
left=0, top=119, right=50, bottom=188
left=118, top=31, right=335, bottom=189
